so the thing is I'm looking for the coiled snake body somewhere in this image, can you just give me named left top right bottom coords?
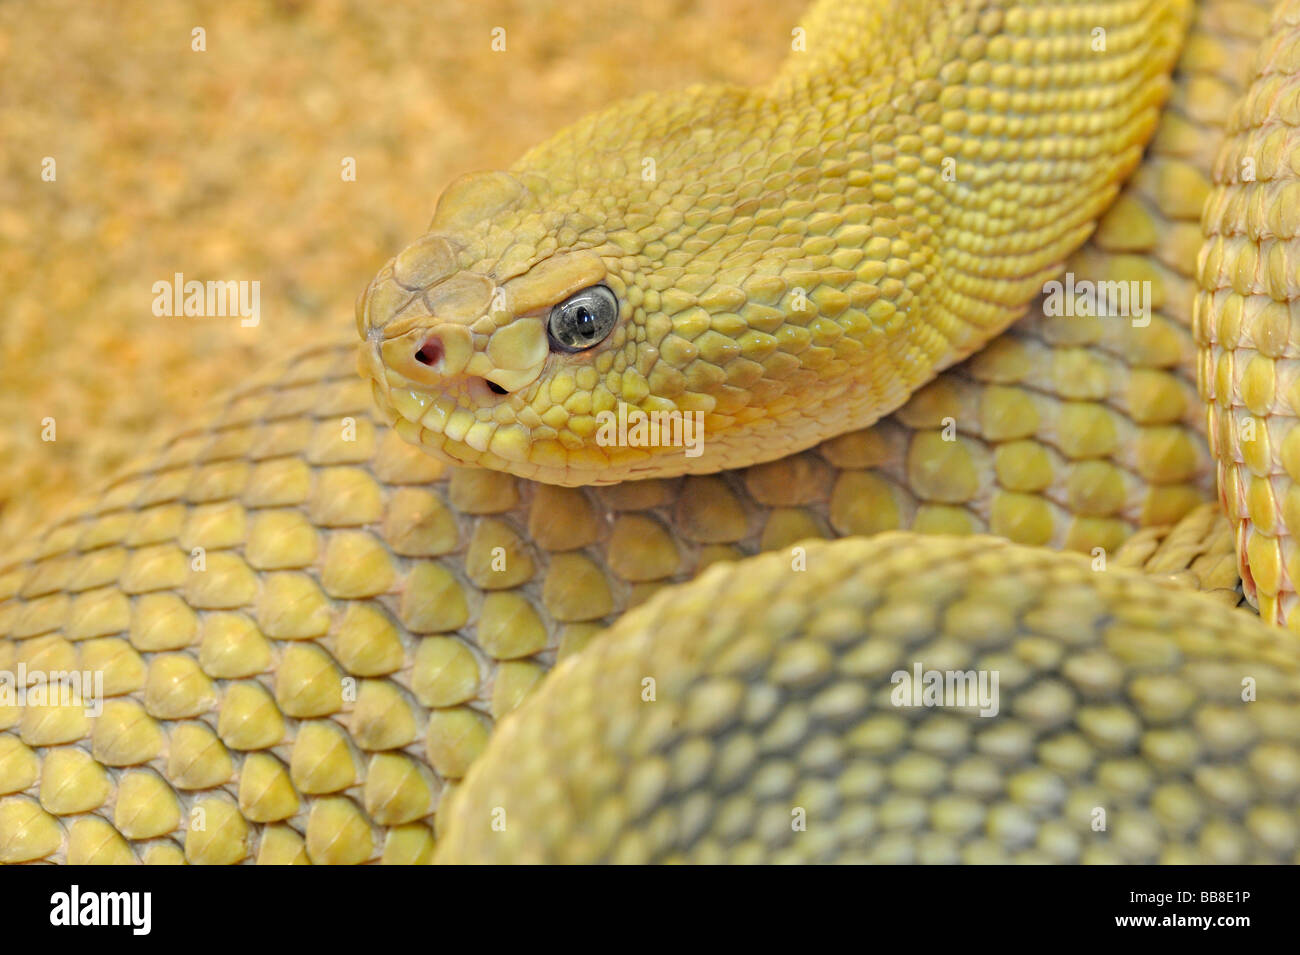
left=3, top=0, right=1300, bottom=864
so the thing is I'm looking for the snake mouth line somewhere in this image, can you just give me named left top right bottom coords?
left=375, top=384, right=529, bottom=471
left=370, top=366, right=677, bottom=487
left=387, top=412, right=646, bottom=487
left=366, top=359, right=555, bottom=481
left=402, top=418, right=525, bottom=473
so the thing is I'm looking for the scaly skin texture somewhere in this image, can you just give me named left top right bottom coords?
left=0, top=0, right=1281, bottom=864
left=0, top=338, right=1240, bottom=865
left=438, top=535, right=1300, bottom=865
left=360, top=0, right=1189, bottom=486
left=1198, top=0, right=1300, bottom=631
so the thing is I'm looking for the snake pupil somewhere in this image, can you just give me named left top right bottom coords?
left=547, top=285, right=619, bottom=352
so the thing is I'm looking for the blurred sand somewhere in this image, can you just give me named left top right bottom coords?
left=0, top=0, right=804, bottom=547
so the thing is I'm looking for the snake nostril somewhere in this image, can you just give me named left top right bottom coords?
left=415, top=338, right=443, bottom=367
left=486, top=380, right=508, bottom=396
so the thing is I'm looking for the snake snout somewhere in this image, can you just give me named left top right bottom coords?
left=387, top=328, right=512, bottom=405
left=413, top=334, right=509, bottom=397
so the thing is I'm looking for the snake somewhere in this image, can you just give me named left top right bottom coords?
left=2, top=0, right=1299, bottom=865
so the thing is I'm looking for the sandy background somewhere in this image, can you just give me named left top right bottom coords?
left=0, top=0, right=805, bottom=548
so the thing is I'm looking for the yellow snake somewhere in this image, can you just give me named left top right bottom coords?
left=2, top=0, right=1299, bottom=864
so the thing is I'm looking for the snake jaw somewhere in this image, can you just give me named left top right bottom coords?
left=363, top=321, right=540, bottom=476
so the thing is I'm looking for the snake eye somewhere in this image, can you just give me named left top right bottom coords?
left=547, top=285, right=618, bottom=353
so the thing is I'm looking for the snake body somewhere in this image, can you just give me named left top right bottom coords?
left=1, top=0, right=1297, bottom=865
